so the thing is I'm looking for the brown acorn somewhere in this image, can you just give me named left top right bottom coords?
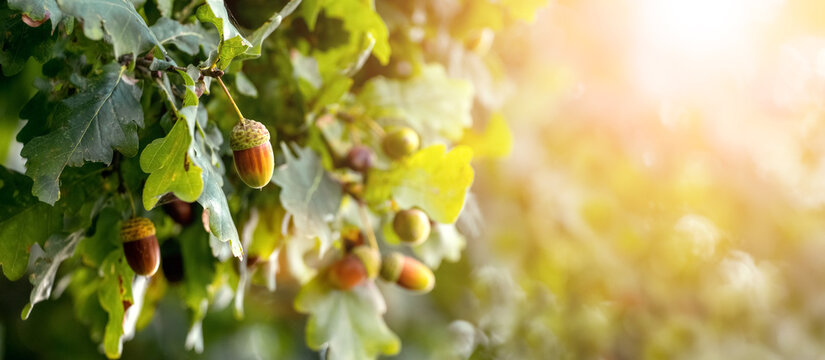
left=393, top=208, right=431, bottom=245
left=120, top=217, right=160, bottom=277
left=380, top=252, right=435, bottom=293
left=327, top=254, right=367, bottom=290
left=230, top=119, right=274, bottom=189
left=345, top=145, right=373, bottom=172
left=382, top=127, right=420, bottom=160
left=162, top=196, right=194, bottom=225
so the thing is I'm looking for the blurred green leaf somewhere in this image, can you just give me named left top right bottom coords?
left=295, top=279, right=400, bottom=360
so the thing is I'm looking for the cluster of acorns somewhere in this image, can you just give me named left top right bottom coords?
left=119, top=119, right=437, bottom=296
left=328, top=126, right=437, bottom=294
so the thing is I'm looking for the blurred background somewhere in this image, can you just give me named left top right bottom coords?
left=7, top=0, right=825, bottom=358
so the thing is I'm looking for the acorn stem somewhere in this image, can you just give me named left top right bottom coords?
left=216, top=76, right=245, bottom=122
left=358, top=203, right=379, bottom=250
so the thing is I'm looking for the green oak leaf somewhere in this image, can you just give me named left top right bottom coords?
left=357, top=64, right=473, bottom=144
left=301, top=0, right=389, bottom=64
left=20, top=63, right=143, bottom=205
left=140, top=106, right=204, bottom=210
left=75, top=207, right=121, bottom=269
left=191, top=127, right=242, bottom=258
left=22, top=231, right=84, bottom=319
left=0, top=166, right=62, bottom=280
left=196, top=0, right=251, bottom=69
left=153, top=0, right=172, bottom=17
left=0, top=3, right=56, bottom=76
left=56, top=0, right=166, bottom=59
left=98, top=249, right=134, bottom=359
left=272, top=143, right=342, bottom=256
left=179, top=224, right=215, bottom=352
left=150, top=17, right=217, bottom=56
left=234, top=0, right=301, bottom=61
left=414, top=223, right=466, bottom=269
left=365, top=145, right=474, bottom=223
left=8, top=0, right=64, bottom=31
left=295, top=278, right=400, bottom=360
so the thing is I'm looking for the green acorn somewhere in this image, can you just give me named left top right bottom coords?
left=352, top=245, right=381, bottom=279
left=230, top=119, right=274, bottom=189
left=381, top=127, right=420, bottom=159
left=121, top=217, right=160, bottom=276
left=380, top=252, right=435, bottom=293
left=393, top=208, right=431, bottom=245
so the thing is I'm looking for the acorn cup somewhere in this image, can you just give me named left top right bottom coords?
left=120, top=217, right=160, bottom=277
left=393, top=208, right=431, bottom=245
left=230, top=119, right=274, bottom=189
left=380, top=252, right=435, bottom=293
left=381, top=127, right=420, bottom=160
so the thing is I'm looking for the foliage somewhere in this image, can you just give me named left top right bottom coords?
left=0, top=0, right=532, bottom=358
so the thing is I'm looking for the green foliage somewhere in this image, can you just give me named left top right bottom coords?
left=366, top=145, right=474, bottom=223
left=272, top=143, right=342, bottom=255
left=20, top=63, right=143, bottom=204
left=295, top=278, right=400, bottom=360
left=0, top=0, right=533, bottom=357
left=357, top=65, right=474, bottom=143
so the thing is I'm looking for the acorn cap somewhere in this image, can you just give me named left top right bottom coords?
left=352, top=246, right=381, bottom=279
left=380, top=252, right=404, bottom=282
left=230, top=119, right=271, bottom=151
left=121, top=217, right=156, bottom=243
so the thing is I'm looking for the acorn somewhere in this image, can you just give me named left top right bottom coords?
left=162, top=196, right=194, bottom=225
left=393, top=208, right=431, bottom=245
left=345, top=145, right=373, bottom=172
left=230, top=119, right=274, bottom=189
left=161, top=239, right=184, bottom=283
left=120, top=217, right=160, bottom=277
left=381, top=127, right=420, bottom=160
left=380, top=252, right=435, bottom=293
left=327, top=254, right=367, bottom=290
left=352, top=245, right=380, bottom=279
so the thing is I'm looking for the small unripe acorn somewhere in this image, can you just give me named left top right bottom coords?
left=121, top=217, right=161, bottom=277
left=327, top=254, right=367, bottom=291
left=382, top=127, right=420, bottom=160
left=161, top=239, right=184, bottom=283
left=351, top=245, right=381, bottom=279
left=380, top=252, right=435, bottom=293
left=230, top=119, right=274, bottom=189
left=393, top=208, right=431, bottom=245
left=162, top=196, right=194, bottom=225
left=345, top=145, right=373, bottom=172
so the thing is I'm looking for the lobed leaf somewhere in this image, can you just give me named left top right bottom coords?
left=365, top=145, right=474, bottom=223
left=21, top=63, right=144, bottom=204
left=22, top=231, right=84, bottom=319
left=272, top=143, right=342, bottom=256
left=357, top=65, right=473, bottom=144
left=295, top=278, right=400, bottom=360
left=0, top=166, right=62, bottom=280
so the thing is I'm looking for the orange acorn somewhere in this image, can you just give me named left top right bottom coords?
left=327, top=254, right=367, bottom=290
left=230, top=119, right=274, bottom=189
left=120, top=217, right=160, bottom=276
left=380, top=252, right=434, bottom=293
